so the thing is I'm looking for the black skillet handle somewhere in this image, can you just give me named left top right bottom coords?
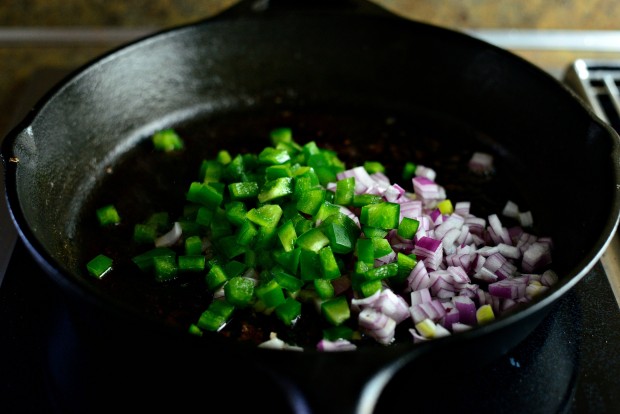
left=217, top=0, right=396, bottom=19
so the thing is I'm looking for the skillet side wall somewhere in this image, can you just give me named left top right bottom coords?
left=11, top=13, right=614, bottom=281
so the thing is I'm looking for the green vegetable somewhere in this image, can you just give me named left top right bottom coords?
left=224, top=276, right=255, bottom=308
left=152, top=128, right=184, bottom=152
left=275, top=297, right=302, bottom=326
left=96, top=127, right=433, bottom=348
left=321, top=296, right=350, bottom=326
left=86, top=254, right=113, bottom=279
left=96, top=204, right=120, bottom=226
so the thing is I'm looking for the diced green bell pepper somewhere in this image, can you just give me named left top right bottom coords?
left=275, top=297, right=302, bottom=326
left=86, top=254, right=113, bottom=279
left=96, top=204, right=121, bottom=226
left=256, top=279, right=286, bottom=308
left=360, top=202, right=400, bottom=229
left=224, top=276, right=255, bottom=308
left=321, top=296, right=350, bottom=326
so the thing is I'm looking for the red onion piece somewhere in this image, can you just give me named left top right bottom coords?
left=155, top=222, right=182, bottom=247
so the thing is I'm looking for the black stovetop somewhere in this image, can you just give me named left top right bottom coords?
left=1, top=69, right=620, bottom=414
left=1, top=238, right=619, bottom=413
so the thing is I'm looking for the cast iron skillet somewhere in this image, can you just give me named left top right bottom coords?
left=2, top=0, right=620, bottom=413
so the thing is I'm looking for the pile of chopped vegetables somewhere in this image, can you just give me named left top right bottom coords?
left=87, top=127, right=558, bottom=351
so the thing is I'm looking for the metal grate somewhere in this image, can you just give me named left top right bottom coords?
left=564, top=59, right=620, bottom=306
left=564, top=59, right=620, bottom=132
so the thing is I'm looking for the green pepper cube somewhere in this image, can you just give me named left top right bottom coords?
left=402, top=161, right=416, bottom=181
left=277, top=220, right=298, bottom=252
left=206, top=264, right=228, bottom=291
left=255, top=224, right=279, bottom=249
left=210, top=299, right=236, bottom=320
left=178, top=255, right=206, bottom=272
left=265, top=164, right=293, bottom=180
left=210, top=207, right=233, bottom=239
left=217, top=150, right=232, bottom=165
left=362, top=226, right=389, bottom=239
left=294, top=217, right=314, bottom=236
left=397, top=217, right=420, bottom=240
left=224, top=154, right=246, bottom=181
left=292, top=175, right=314, bottom=201
left=363, top=161, right=385, bottom=174
left=96, top=204, right=120, bottom=226
left=323, top=325, right=354, bottom=341
left=225, top=201, right=248, bottom=227
left=223, top=260, right=247, bottom=278
left=199, top=159, right=223, bottom=183
left=258, top=177, right=294, bottom=203
left=185, top=235, right=203, bottom=256
left=396, top=252, right=417, bottom=282
left=236, top=220, right=258, bottom=246
left=132, top=247, right=175, bottom=272
left=197, top=310, right=226, bottom=331
left=360, top=279, right=383, bottom=297
left=321, top=222, right=351, bottom=254
left=179, top=220, right=200, bottom=237
left=334, top=176, right=355, bottom=206
left=319, top=246, right=341, bottom=279
left=296, top=188, right=326, bottom=216
left=270, top=127, right=293, bottom=145
left=302, top=141, right=321, bottom=160
left=352, top=194, right=383, bottom=208
left=351, top=261, right=370, bottom=292
left=321, top=296, right=350, bottom=326
left=356, top=238, right=375, bottom=265
left=186, top=182, right=224, bottom=209
left=314, top=278, right=335, bottom=300
left=153, top=255, right=178, bottom=282
left=197, top=300, right=236, bottom=332
left=274, top=270, right=304, bottom=293
left=299, top=249, right=322, bottom=281
left=217, top=235, right=246, bottom=259
left=246, top=204, right=283, bottom=228
left=320, top=213, right=360, bottom=254
left=195, top=206, right=214, bottom=227
left=372, top=238, right=393, bottom=258
left=146, top=211, right=169, bottom=232
left=224, top=276, right=255, bottom=308
left=228, top=181, right=259, bottom=200
left=296, top=228, right=330, bottom=253
left=258, top=147, right=291, bottom=165
left=365, top=262, right=399, bottom=280
left=188, top=324, right=203, bottom=336
left=313, top=201, right=340, bottom=224
left=86, top=254, right=113, bottom=279
left=275, top=297, right=302, bottom=326
left=274, top=248, right=301, bottom=275
left=256, top=279, right=286, bottom=308
left=360, top=202, right=400, bottom=230
left=152, top=128, right=184, bottom=152
left=133, top=223, right=157, bottom=244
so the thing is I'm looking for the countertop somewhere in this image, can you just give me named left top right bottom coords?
left=2, top=1, right=620, bottom=138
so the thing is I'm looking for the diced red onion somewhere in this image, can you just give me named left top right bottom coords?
left=415, top=165, right=437, bottom=181
left=317, top=339, right=357, bottom=352
left=468, top=151, right=494, bottom=174
left=155, top=221, right=182, bottom=247
left=502, top=200, right=520, bottom=219
left=519, top=211, right=534, bottom=227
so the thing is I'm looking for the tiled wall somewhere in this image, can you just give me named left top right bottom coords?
left=2, top=0, right=619, bottom=30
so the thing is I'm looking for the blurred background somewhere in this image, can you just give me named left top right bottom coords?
left=1, top=0, right=620, bottom=135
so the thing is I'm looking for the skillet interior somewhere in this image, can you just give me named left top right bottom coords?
left=9, top=9, right=617, bottom=316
